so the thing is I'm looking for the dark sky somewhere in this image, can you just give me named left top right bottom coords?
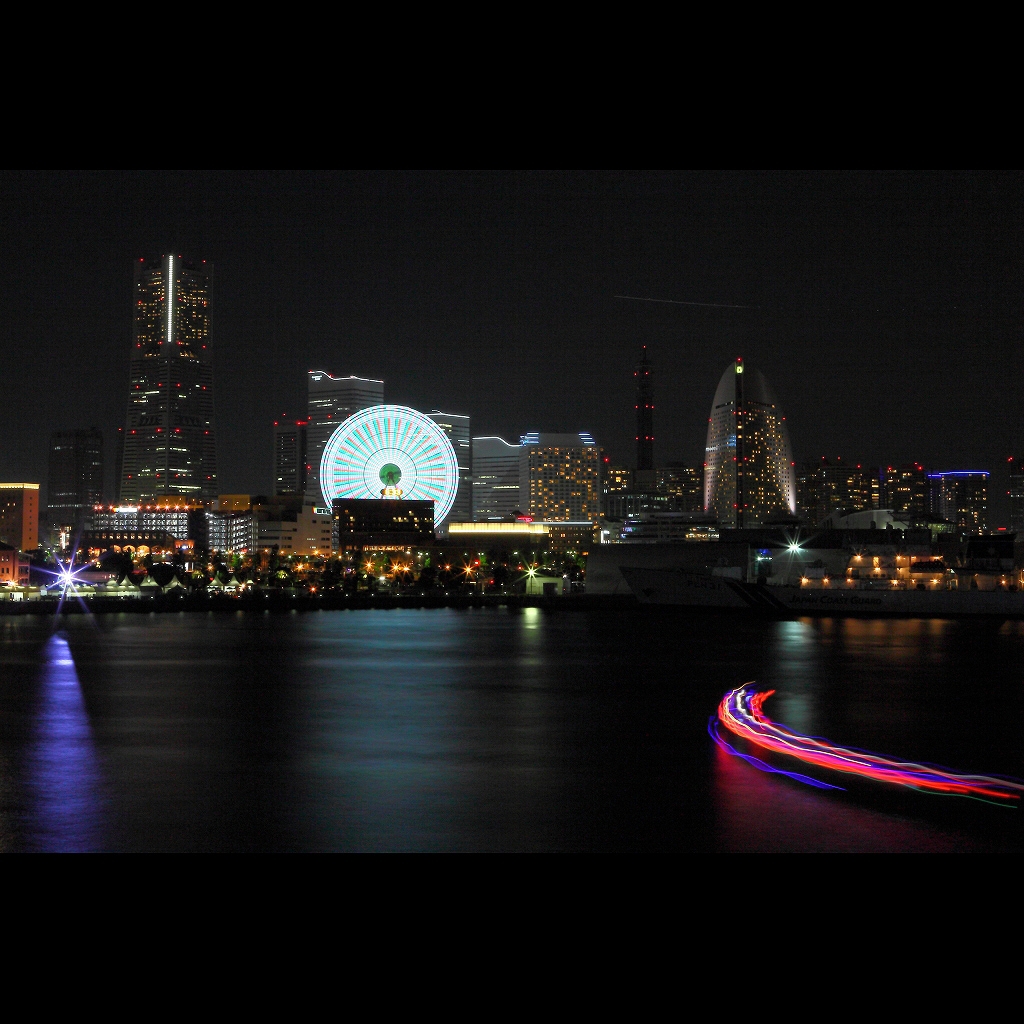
left=1, top=170, right=1021, bottom=521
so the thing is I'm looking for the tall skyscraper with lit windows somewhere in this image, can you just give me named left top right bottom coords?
left=704, top=358, right=795, bottom=527
left=928, top=471, right=988, bottom=533
left=273, top=419, right=308, bottom=496
left=118, top=255, right=217, bottom=503
left=519, top=432, right=601, bottom=525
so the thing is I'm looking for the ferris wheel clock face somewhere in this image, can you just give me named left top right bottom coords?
left=320, top=405, right=459, bottom=523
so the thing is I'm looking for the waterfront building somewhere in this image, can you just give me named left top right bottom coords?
left=0, top=483, right=39, bottom=551
left=118, top=254, right=218, bottom=503
left=306, top=372, right=383, bottom=504
left=928, top=471, right=989, bottom=533
left=1008, top=457, right=1024, bottom=534
left=635, top=345, right=654, bottom=473
left=0, top=542, right=30, bottom=586
left=621, top=512, right=720, bottom=543
left=205, top=511, right=258, bottom=555
left=519, top=432, right=601, bottom=525
left=90, top=501, right=205, bottom=542
left=447, top=519, right=594, bottom=555
left=81, top=529, right=179, bottom=557
left=47, top=429, right=103, bottom=532
left=273, top=419, right=308, bottom=496
left=449, top=520, right=548, bottom=547
left=332, top=498, right=434, bottom=550
left=429, top=411, right=472, bottom=522
left=704, top=359, right=796, bottom=527
left=256, top=505, right=333, bottom=557
left=472, top=437, right=521, bottom=521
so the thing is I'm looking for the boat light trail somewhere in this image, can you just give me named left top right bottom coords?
left=715, top=685, right=1024, bottom=805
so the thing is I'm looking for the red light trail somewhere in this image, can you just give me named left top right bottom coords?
left=713, top=685, right=1024, bottom=806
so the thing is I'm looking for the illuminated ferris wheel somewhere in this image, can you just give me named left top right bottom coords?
left=320, top=405, right=460, bottom=523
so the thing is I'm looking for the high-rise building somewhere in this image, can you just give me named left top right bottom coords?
left=635, top=346, right=654, bottom=471
left=306, top=371, right=384, bottom=505
left=928, top=471, right=988, bottom=533
left=519, top=432, right=601, bottom=525
left=797, top=458, right=883, bottom=524
left=273, top=419, right=308, bottom=496
left=704, top=359, right=796, bottom=527
left=472, top=437, right=521, bottom=521
left=884, top=463, right=929, bottom=517
left=601, top=459, right=632, bottom=517
left=429, top=411, right=471, bottom=522
left=0, top=483, right=40, bottom=551
left=655, top=464, right=704, bottom=513
left=1008, top=457, right=1024, bottom=534
left=118, top=255, right=217, bottom=503
left=46, top=428, right=103, bottom=531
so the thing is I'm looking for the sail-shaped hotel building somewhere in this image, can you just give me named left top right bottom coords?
left=704, top=358, right=796, bottom=527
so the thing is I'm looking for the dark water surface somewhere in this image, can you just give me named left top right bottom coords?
left=1, top=608, right=1022, bottom=852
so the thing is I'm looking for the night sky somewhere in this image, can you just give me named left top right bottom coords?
left=1, top=170, right=1021, bottom=521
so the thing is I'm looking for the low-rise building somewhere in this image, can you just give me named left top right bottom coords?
left=333, top=499, right=434, bottom=550
left=0, top=542, right=30, bottom=586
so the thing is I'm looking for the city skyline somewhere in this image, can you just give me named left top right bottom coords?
left=0, top=171, right=1021, bottom=524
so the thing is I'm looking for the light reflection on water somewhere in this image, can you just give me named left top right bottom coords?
left=0, top=611, right=1019, bottom=851
left=25, top=634, right=105, bottom=852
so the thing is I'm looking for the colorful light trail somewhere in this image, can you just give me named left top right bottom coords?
left=713, top=684, right=1024, bottom=806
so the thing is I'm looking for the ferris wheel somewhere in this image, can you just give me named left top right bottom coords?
left=320, top=404, right=460, bottom=523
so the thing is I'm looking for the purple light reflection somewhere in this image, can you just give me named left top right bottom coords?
left=26, top=634, right=105, bottom=851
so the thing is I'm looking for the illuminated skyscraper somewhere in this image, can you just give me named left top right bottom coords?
left=472, top=436, right=521, bottom=521
left=884, top=463, right=928, bottom=517
left=928, top=471, right=988, bottom=533
left=429, top=411, right=472, bottom=521
left=704, top=359, right=795, bottom=527
left=46, top=428, right=103, bottom=530
left=118, top=255, right=217, bottom=503
left=273, top=419, right=308, bottom=496
left=519, top=432, right=601, bottom=525
left=306, top=371, right=383, bottom=504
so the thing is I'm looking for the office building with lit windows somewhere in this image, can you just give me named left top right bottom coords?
left=928, top=471, right=989, bottom=533
left=472, top=437, right=521, bottom=521
left=118, top=255, right=217, bottom=503
left=0, top=483, right=39, bottom=552
left=655, top=464, right=704, bottom=513
left=306, top=371, right=383, bottom=504
left=47, top=428, right=103, bottom=530
left=884, top=463, right=928, bottom=517
left=273, top=419, right=308, bottom=496
left=797, top=458, right=882, bottom=525
left=704, top=359, right=795, bottom=527
left=519, top=432, right=601, bottom=525
left=429, top=411, right=472, bottom=521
